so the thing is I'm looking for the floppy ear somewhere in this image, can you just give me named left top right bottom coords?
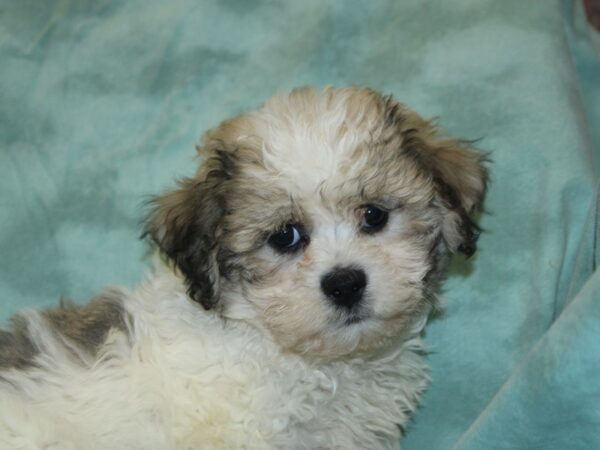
left=396, top=110, right=489, bottom=257
left=143, top=152, right=232, bottom=309
left=421, top=137, right=488, bottom=257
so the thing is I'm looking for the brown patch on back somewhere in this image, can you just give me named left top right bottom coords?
left=44, top=289, right=129, bottom=355
left=0, top=316, right=38, bottom=370
left=0, top=289, right=129, bottom=371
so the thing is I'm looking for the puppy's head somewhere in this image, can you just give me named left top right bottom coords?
left=145, top=87, right=488, bottom=357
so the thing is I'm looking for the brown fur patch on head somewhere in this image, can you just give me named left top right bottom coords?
left=144, top=115, right=276, bottom=308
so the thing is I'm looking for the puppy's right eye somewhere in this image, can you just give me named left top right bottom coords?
left=268, top=224, right=306, bottom=253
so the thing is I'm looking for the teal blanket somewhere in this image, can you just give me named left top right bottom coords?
left=1, top=0, right=598, bottom=448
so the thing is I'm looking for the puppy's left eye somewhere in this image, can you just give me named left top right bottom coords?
left=268, top=224, right=307, bottom=253
left=360, top=205, right=389, bottom=233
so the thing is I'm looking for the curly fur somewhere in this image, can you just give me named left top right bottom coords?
left=0, top=86, right=487, bottom=449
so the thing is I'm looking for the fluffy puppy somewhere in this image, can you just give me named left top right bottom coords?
left=0, top=87, right=487, bottom=449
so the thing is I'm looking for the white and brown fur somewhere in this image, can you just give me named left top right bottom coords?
left=0, top=87, right=487, bottom=449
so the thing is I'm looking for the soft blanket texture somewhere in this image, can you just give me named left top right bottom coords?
left=1, top=0, right=598, bottom=448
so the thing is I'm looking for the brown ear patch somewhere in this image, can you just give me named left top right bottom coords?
left=391, top=105, right=489, bottom=256
left=420, top=137, right=489, bottom=215
left=143, top=150, right=234, bottom=309
left=422, top=140, right=488, bottom=257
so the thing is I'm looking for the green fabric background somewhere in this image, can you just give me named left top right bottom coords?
left=1, top=0, right=598, bottom=448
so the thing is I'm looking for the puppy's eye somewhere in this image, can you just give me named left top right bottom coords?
left=360, top=205, right=389, bottom=234
left=268, top=224, right=306, bottom=253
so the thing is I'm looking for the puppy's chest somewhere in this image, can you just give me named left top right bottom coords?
left=162, top=348, right=412, bottom=449
left=126, top=291, right=423, bottom=448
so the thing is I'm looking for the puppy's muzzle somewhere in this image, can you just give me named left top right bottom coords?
left=320, top=266, right=367, bottom=309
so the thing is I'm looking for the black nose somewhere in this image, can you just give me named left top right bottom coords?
left=320, top=267, right=367, bottom=308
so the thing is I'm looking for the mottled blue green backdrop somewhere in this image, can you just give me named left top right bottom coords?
left=1, top=0, right=598, bottom=448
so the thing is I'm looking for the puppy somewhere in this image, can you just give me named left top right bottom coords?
left=0, top=87, right=487, bottom=449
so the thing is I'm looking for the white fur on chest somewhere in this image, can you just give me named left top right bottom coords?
left=0, top=270, right=427, bottom=450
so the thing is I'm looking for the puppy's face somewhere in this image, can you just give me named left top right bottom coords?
left=146, top=87, right=487, bottom=358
